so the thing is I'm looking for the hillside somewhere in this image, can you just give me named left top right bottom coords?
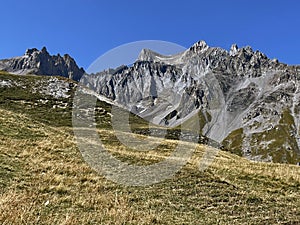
left=1, top=72, right=300, bottom=224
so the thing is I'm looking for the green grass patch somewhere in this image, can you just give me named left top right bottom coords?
left=222, top=128, right=244, bottom=156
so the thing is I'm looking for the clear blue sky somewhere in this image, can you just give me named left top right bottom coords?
left=0, top=0, right=299, bottom=69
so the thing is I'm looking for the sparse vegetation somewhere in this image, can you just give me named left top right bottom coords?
left=0, top=73, right=300, bottom=224
left=222, top=128, right=244, bottom=156
left=251, top=109, right=300, bottom=163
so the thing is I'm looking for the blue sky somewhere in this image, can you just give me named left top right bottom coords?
left=0, top=0, right=299, bottom=69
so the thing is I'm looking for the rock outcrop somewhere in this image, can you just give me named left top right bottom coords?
left=0, top=47, right=84, bottom=81
left=82, top=40, right=300, bottom=164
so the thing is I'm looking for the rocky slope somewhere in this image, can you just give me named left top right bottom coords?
left=0, top=47, right=84, bottom=81
left=82, top=40, right=300, bottom=164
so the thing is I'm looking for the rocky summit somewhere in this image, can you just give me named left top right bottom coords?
left=82, top=40, right=300, bottom=164
left=0, top=47, right=84, bottom=81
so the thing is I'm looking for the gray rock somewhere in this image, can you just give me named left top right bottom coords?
left=229, top=44, right=238, bottom=56
left=82, top=40, right=300, bottom=164
left=0, top=47, right=84, bottom=81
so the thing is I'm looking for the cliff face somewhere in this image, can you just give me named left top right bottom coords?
left=0, top=47, right=84, bottom=81
left=82, top=40, right=300, bottom=164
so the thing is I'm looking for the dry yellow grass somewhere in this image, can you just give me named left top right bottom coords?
left=0, top=108, right=300, bottom=224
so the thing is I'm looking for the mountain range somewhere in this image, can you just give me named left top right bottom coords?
left=1, top=41, right=300, bottom=164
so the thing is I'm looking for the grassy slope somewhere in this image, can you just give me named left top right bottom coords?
left=222, top=110, right=300, bottom=164
left=0, top=72, right=300, bottom=224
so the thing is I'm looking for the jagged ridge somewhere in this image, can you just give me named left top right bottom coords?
left=0, top=47, right=85, bottom=81
left=82, top=40, right=300, bottom=164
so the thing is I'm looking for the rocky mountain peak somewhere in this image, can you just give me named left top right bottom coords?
left=137, top=48, right=161, bottom=62
left=25, top=47, right=50, bottom=57
left=0, top=47, right=84, bottom=81
left=189, top=40, right=209, bottom=53
left=25, top=48, right=39, bottom=56
left=41, top=46, right=48, bottom=53
left=229, top=44, right=239, bottom=56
